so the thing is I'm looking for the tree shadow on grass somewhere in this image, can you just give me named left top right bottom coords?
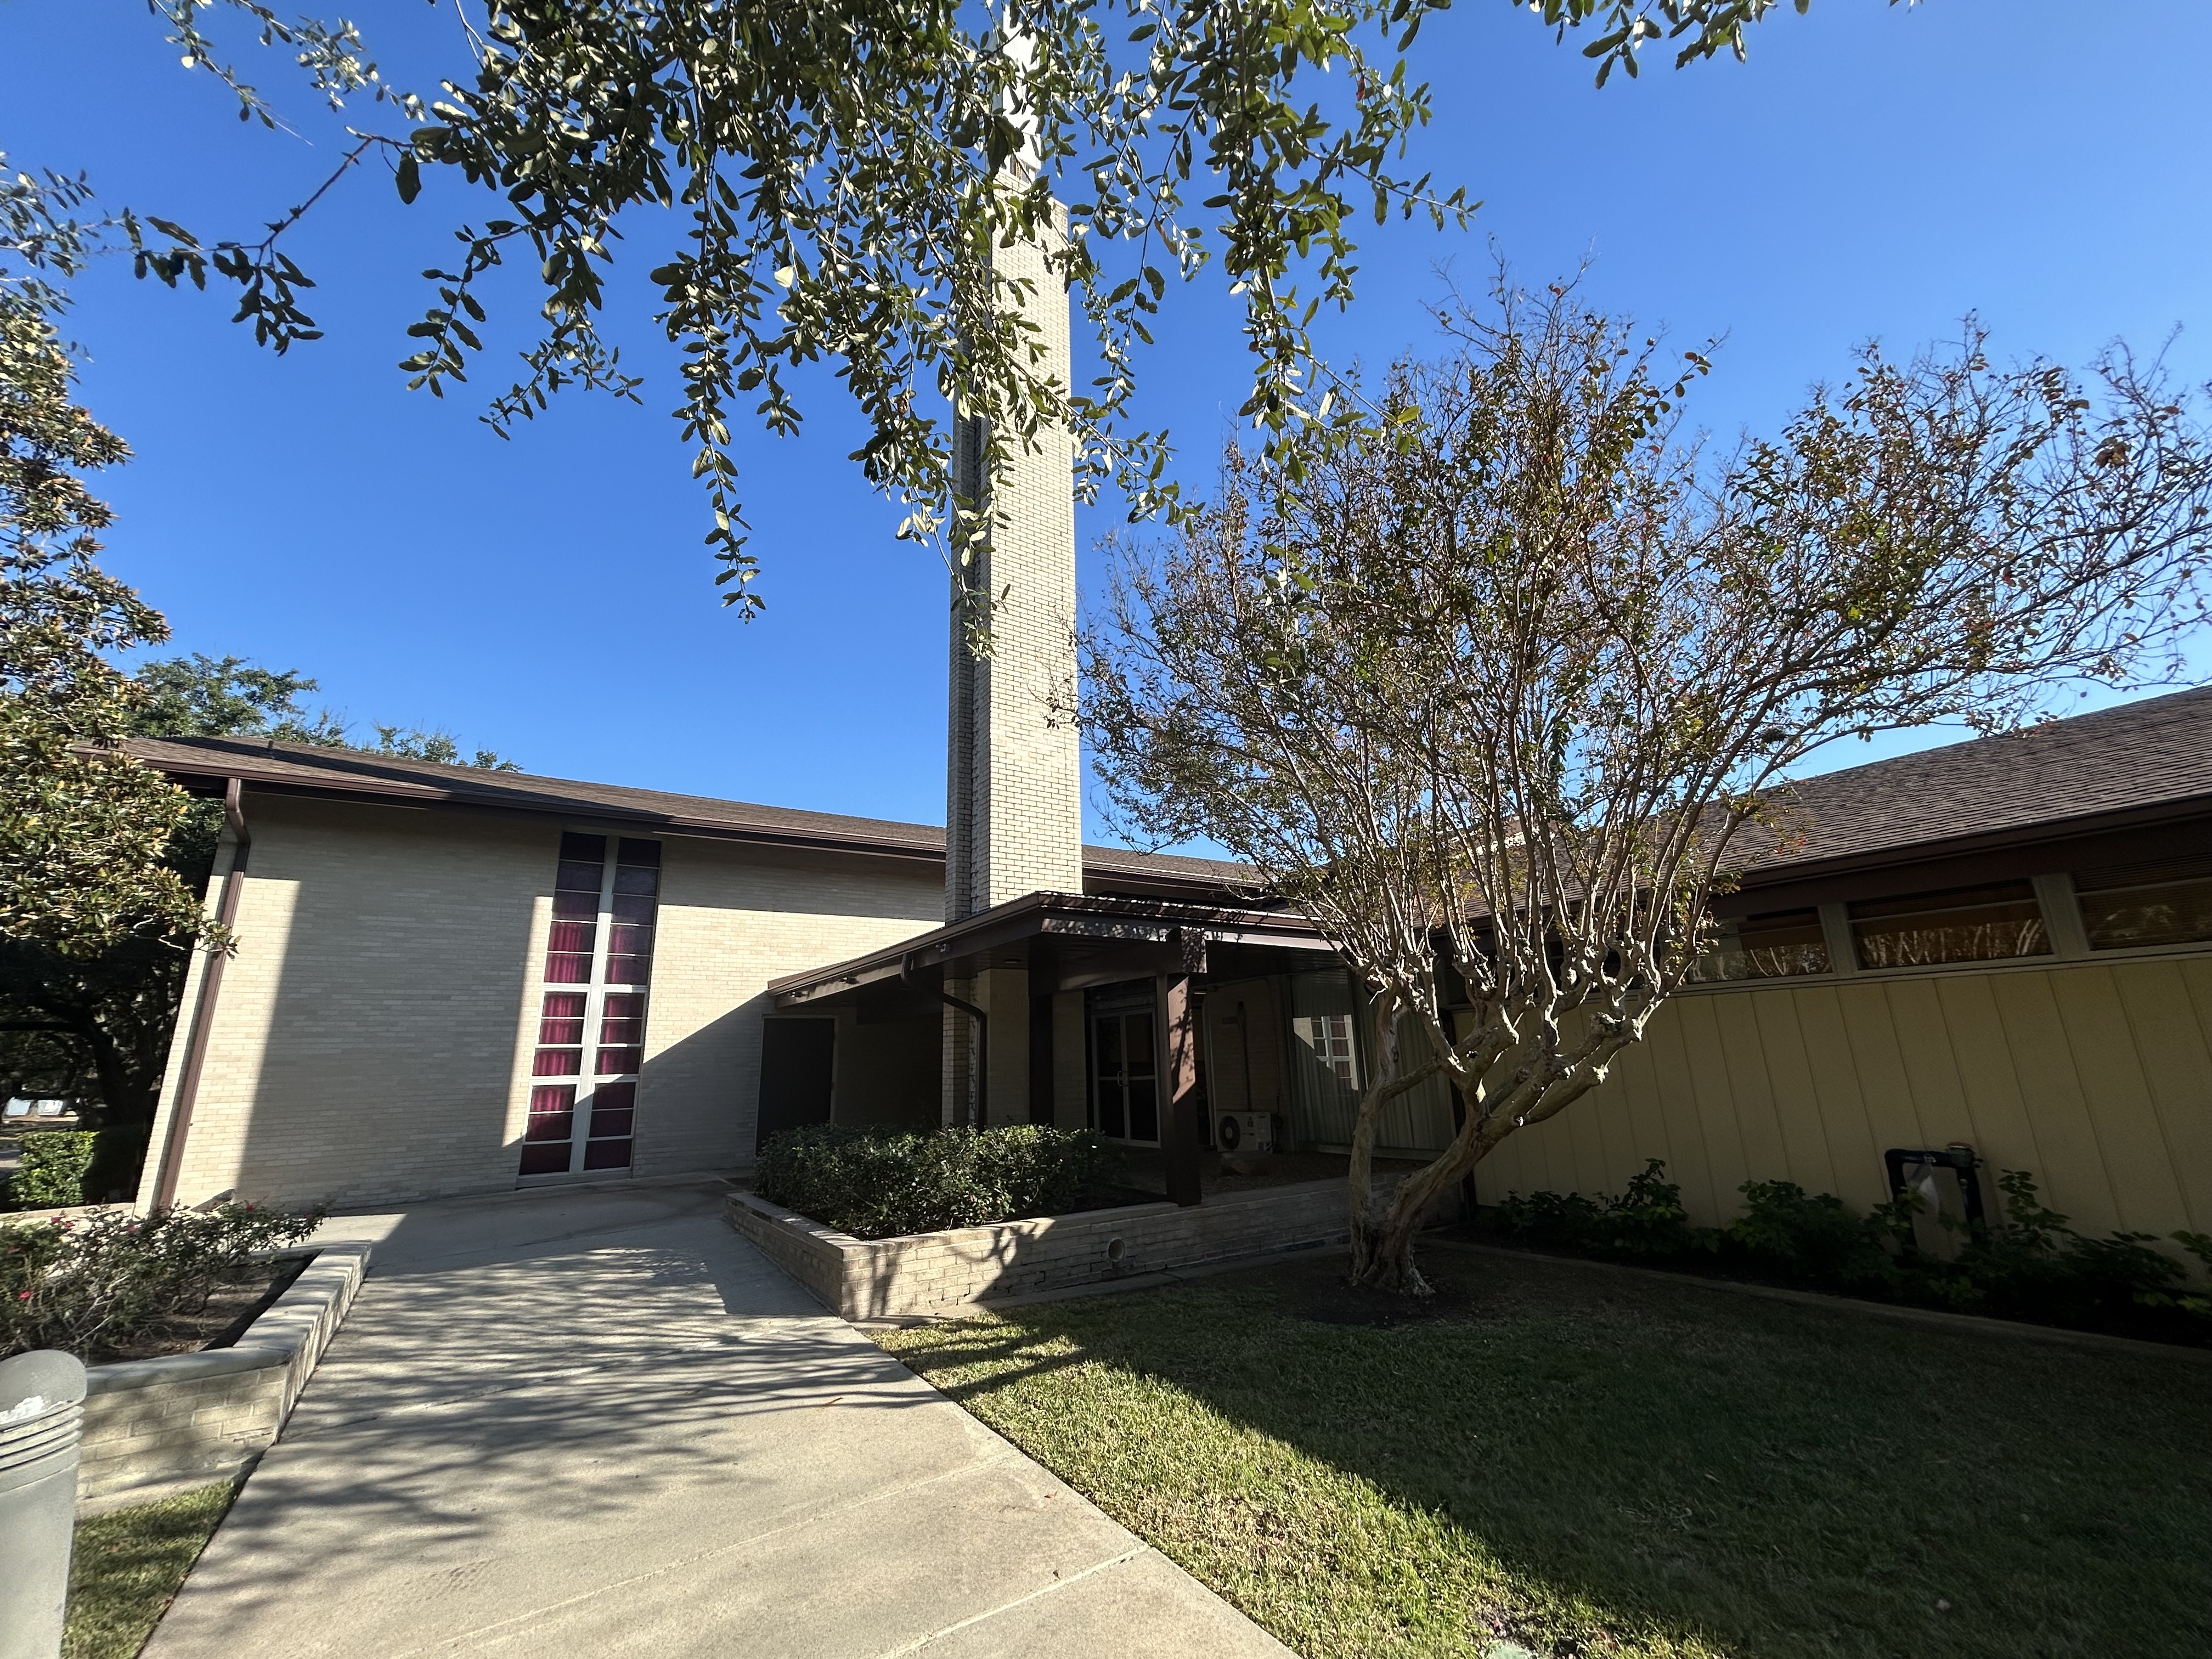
left=891, top=1250, right=2212, bottom=1659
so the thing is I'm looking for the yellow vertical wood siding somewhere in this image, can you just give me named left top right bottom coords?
left=1476, top=955, right=2212, bottom=1240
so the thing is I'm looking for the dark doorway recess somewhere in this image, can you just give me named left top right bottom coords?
left=1029, top=994, right=1056, bottom=1125
left=757, top=1018, right=836, bottom=1153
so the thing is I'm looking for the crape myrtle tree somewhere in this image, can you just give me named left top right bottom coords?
left=1084, top=280, right=2212, bottom=1293
left=31, top=2, right=1835, bottom=616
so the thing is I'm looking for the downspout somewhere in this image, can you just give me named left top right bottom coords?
left=904, top=952, right=987, bottom=1128
left=150, top=778, right=251, bottom=1212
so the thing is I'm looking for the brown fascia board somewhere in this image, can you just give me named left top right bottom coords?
left=196, top=764, right=943, bottom=865
left=1723, top=793, right=2212, bottom=913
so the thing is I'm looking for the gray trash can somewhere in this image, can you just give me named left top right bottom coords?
left=0, top=1349, right=87, bottom=1659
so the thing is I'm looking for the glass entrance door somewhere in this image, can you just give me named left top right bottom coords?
left=1090, top=998, right=1159, bottom=1144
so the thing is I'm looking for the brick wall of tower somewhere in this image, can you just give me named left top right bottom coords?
left=945, top=212, right=1085, bottom=922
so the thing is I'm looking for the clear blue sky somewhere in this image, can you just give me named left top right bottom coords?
left=4, top=0, right=2208, bottom=839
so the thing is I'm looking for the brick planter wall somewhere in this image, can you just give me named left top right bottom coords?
left=727, top=1176, right=1433, bottom=1318
left=76, top=1241, right=370, bottom=1506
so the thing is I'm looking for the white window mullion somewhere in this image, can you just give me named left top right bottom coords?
left=566, top=853, right=621, bottom=1173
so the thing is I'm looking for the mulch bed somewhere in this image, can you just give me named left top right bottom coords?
left=84, top=1256, right=309, bottom=1365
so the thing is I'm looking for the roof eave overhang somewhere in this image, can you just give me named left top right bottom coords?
left=136, top=749, right=1235, bottom=887
left=1729, top=792, right=2212, bottom=909
left=771, top=891, right=1336, bottom=1008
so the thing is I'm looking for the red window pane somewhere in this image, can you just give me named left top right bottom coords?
left=612, top=866, right=659, bottom=897
left=538, top=996, right=586, bottom=1043
left=597, top=1018, right=644, bottom=1045
left=602, top=993, right=645, bottom=1020
left=582, top=1138, right=633, bottom=1170
left=556, top=859, right=605, bottom=894
left=589, top=1105, right=634, bottom=1138
left=523, top=1110, right=575, bottom=1142
left=530, top=1084, right=576, bottom=1113
left=518, top=1142, right=572, bottom=1176
left=605, top=954, right=651, bottom=985
left=552, top=889, right=597, bottom=922
left=543, top=953, right=592, bottom=984
left=592, top=1047, right=643, bottom=1076
left=532, top=1048, right=583, bottom=1077
left=610, top=894, right=656, bottom=924
left=548, top=920, right=596, bottom=954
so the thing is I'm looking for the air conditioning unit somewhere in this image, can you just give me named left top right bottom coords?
left=1214, top=1110, right=1277, bottom=1154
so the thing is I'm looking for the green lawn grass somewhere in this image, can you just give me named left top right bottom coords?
left=874, top=1246, right=2212, bottom=1659
left=65, top=1482, right=233, bottom=1659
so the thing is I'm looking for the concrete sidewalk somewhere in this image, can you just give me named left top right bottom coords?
left=146, top=1180, right=1290, bottom=1658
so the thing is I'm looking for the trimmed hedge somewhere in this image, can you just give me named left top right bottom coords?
left=2, top=1125, right=151, bottom=1210
left=7, top=1130, right=100, bottom=1209
left=1493, top=1159, right=2212, bottom=1344
left=755, top=1124, right=1119, bottom=1240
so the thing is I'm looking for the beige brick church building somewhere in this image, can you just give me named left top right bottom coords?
left=126, top=685, right=2212, bottom=1254
left=121, top=183, right=2212, bottom=1246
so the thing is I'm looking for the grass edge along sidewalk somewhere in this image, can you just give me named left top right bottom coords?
left=65, top=1481, right=233, bottom=1659
left=874, top=1249, right=2211, bottom=1659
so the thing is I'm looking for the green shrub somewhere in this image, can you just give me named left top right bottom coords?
left=2, top=1201, right=323, bottom=1361
left=4, top=1126, right=155, bottom=1211
left=755, top=1124, right=1118, bottom=1239
left=1939, top=1169, right=2198, bottom=1328
left=7, top=1130, right=100, bottom=1209
left=1726, top=1179, right=1900, bottom=1294
left=1492, top=1160, right=2210, bottom=1343
left=1493, top=1159, right=1696, bottom=1259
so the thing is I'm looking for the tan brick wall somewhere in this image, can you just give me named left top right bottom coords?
left=144, top=795, right=554, bottom=1210
left=139, top=793, right=943, bottom=1209
left=944, top=210, right=1084, bottom=924
left=727, top=1176, right=1434, bottom=1318
left=78, top=1243, right=368, bottom=1503
left=637, top=837, right=943, bottom=1174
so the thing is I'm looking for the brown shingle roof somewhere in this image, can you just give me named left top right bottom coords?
left=126, top=684, right=2212, bottom=894
left=1751, top=684, right=2212, bottom=876
left=121, top=735, right=1248, bottom=887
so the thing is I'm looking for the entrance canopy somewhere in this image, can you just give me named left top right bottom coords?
left=769, top=890, right=1339, bottom=1013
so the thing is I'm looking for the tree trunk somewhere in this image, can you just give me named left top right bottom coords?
left=1351, top=1138, right=1476, bottom=1295
left=1352, top=1196, right=1433, bottom=1294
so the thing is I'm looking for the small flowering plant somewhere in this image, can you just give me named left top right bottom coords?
left=1, top=1201, right=323, bottom=1361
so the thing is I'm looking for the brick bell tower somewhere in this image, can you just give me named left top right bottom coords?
left=940, top=166, right=1085, bottom=1127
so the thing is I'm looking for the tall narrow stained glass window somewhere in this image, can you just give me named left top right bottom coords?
left=519, top=833, right=661, bottom=1177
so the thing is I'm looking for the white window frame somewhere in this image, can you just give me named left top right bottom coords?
left=524, top=837, right=656, bottom=1180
